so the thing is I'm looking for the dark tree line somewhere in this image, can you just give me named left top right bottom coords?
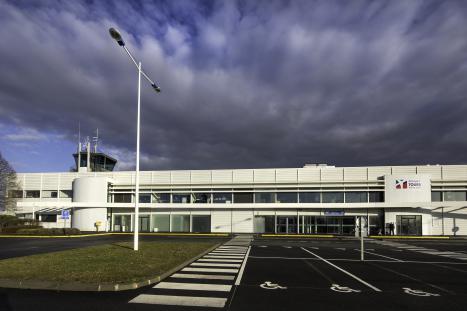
left=0, top=152, right=19, bottom=213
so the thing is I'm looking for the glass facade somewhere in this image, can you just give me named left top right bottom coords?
left=444, top=191, right=467, bottom=202
left=431, top=191, right=442, bottom=202
left=114, top=193, right=132, bottom=203
left=234, top=193, right=254, bottom=203
left=276, top=192, right=298, bottom=203
left=369, top=192, right=384, bottom=202
left=299, top=192, right=320, bottom=203
left=113, top=215, right=131, bottom=232
left=173, top=194, right=191, bottom=203
left=322, top=192, right=344, bottom=203
left=255, top=193, right=275, bottom=203
left=192, top=215, right=211, bottom=232
left=213, top=193, right=232, bottom=203
left=193, top=193, right=211, bottom=203
left=152, top=214, right=170, bottom=232
left=153, top=193, right=170, bottom=203
left=345, top=192, right=368, bottom=203
left=139, top=194, right=151, bottom=203
left=171, top=215, right=190, bottom=232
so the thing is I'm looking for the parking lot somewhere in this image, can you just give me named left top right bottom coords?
left=229, top=238, right=467, bottom=311
left=1, top=236, right=466, bottom=311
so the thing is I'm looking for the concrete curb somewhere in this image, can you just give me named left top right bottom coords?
left=0, top=233, right=229, bottom=238
left=369, top=235, right=450, bottom=240
left=0, top=242, right=221, bottom=292
left=260, top=234, right=335, bottom=238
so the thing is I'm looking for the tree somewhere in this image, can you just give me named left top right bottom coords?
left=0, top=152, right=19, bottom=214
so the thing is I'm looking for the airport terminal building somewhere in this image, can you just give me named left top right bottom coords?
left=8, top=146, right=467, bottom=236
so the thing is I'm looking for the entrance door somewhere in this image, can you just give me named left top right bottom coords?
left=139, top=215, right=150, bottom=232
left=276, top=216, right=297, bottom=234
left=397, top=215, right=422, bottom=235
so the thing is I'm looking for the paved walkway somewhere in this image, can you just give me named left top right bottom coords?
left=129, top=235, right=253, bottom=308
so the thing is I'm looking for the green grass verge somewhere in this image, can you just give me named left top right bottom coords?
left=0, top=241, right=216, bottom=284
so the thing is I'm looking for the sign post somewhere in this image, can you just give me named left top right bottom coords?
left=360, top=216, right=364, bottom=261
left=61, top=209, right=70, bottom=230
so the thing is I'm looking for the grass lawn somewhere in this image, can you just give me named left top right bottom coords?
left=0, top=241, right=217, bottom=284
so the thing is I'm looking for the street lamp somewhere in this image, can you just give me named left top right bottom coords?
left=109, top=27, right=161, bottom=251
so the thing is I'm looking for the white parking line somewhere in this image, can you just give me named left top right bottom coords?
left=129, top=294, right=227, bottom=308
left=182, top=267, right=239, bottom=273
left=235, top=246, right=251, bottom=285
left=301, top=247, right=382, bottom=292
left=191, top=262, right=241, bottom=268
left=171, top=273, right=235, bottom=280
left=354, top=249, right=403, bottom=262
left=154, top=282, right=232, bottom=292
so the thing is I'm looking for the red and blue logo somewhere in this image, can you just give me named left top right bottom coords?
left=396, top=179, right=408, bottom=189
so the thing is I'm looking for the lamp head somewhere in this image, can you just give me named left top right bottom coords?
left=109, top=27, right=125, bottom=46
left=151, top=83, right=161, bottom=93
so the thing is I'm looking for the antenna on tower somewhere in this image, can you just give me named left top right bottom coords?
left=93, top=128, right=99, bottom=153
left=78, top=121, right=81, bottom=151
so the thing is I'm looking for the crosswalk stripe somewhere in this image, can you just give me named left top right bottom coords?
left=208, top=253, right=245, bottom=257
left=211, top=250, right=246, bottom=254
left=154, top=282, right=232, bottom=292
left=129, top=294, right=227, bottom=308
left=191, top=262, right=241, bottom=268
left=182, top=267, right=239, bottom=273
left=171, top=273, right=235, bottom=280
left=205, top=255, right=245, bottom=259
left=198, top=258, right=243, bottom=263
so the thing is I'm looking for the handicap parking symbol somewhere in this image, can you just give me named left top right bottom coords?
left=260, top=281, right=287, bottom=290
left=403, top=288, right=440, bottom=297
left=330, top=284, right=361, bottom=293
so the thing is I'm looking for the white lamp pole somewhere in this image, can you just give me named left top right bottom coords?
left=109, top=27, right=161, bottom=251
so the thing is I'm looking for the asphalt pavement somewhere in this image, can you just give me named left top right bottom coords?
left=0, top=236, right=466, bottom=311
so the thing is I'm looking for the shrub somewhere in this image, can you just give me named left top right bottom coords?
left=15, top=228, right=81, bottom=235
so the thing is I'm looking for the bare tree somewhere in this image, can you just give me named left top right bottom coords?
left=0, top=152, right=19, bottom=214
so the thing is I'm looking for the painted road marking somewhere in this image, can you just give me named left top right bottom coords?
left=198, top=258, right=243, bottom=263
left=330, top=284, right=361, bottom=293
left=171, top=273, right=236, bottom=280
left=129, top=295, right=227, bottom=308
left=354, top=249, right=403, bottom=262
left=205, top=255, right=245, bottom=259
left=259, top=245, right=268, bottom=248
left=182, top=267, right=239, bottom=273
left=235, top=246, right=251, bottom=285
left=154, top=282, right=232, bottom=292
left=211, top=251, right=246, bottom=254
left=260, top=281, right=287, bottom=290
left=335, top=248, right=346, bottom=251
left=301, top=247, right=382, bottom=292
left=403, top=288, right=440, bottom=297
left=191, top=262, right=241, bottom=268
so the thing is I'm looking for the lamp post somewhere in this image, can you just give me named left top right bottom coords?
left=109, top=27, right=161, bottom=251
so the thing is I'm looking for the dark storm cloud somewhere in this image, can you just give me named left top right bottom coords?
left=1, top=0, right=467, bottom=171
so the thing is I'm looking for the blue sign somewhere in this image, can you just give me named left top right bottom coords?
left=61, top=210, right=70, bottom=219
left=324, top=210, right=345, bottom=216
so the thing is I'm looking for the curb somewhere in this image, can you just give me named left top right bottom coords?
left=0, top=242, right=221, bottom=292
left=369, top=235, right=450, bottom=240
left=260, top=234, right=335, bottom=238
left=0, top=233, right=229, bottom=239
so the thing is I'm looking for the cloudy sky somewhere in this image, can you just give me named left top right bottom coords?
left=1, top=0, right=467, bottom=172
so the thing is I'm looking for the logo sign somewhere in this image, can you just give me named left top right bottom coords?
left=324, top=210, right=345, bottom=216
left=61, top=210, right=70, bottom=219
left=395, top=179, right=422, bottom=190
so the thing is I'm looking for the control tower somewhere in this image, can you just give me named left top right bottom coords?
left=72, top=130, right=117, bottom=172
